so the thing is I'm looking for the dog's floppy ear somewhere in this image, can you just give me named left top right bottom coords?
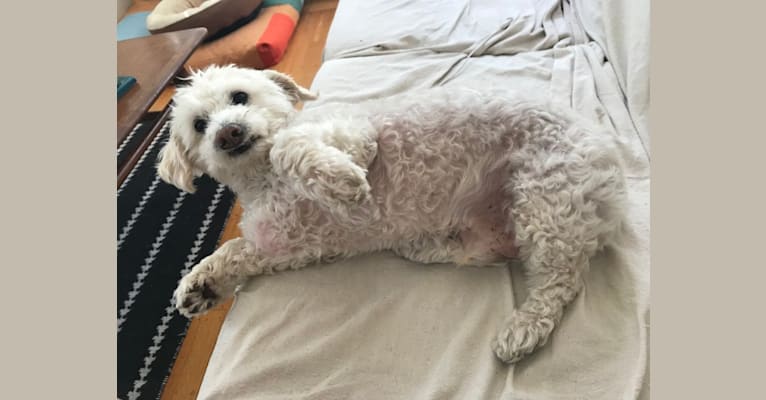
left=263, top=70, right=318, bottom=104
left=157, top=135, right=199, bottom=193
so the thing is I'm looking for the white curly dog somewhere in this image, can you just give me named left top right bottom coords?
left=157, top=65, right=627, bottom=364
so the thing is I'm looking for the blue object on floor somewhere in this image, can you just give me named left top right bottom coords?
left=118, top=76, right=137, bottom=98
left=118, top=12, right=151, bottom=41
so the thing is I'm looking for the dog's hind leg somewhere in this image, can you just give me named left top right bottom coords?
left=491, top=242, right=588, bottom=364
left=491, top=177, right=603, bottom=363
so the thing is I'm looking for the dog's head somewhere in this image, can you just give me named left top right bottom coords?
left=157, top=65, right=317, bottom=193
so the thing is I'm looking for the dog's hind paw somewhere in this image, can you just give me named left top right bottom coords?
left=174, top=271, right=223, bottom=318
left=491, top=312, right=554, bottom=364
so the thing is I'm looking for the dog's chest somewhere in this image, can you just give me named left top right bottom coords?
left=239, top=211, right=286, bottom=256
left=239, top=196, right=365, bottom=255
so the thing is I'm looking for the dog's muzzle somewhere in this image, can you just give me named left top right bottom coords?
left=215, top=123, right=255, bottom=156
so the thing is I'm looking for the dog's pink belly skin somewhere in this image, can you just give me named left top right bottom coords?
left=455, top=186, right=520, bottom=261
left=247, top=220, right=286, bottom=256
left=457, top=215, right=519, bottom=262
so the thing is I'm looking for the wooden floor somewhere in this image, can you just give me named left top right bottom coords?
left=123, top=1, right=340, bottom=399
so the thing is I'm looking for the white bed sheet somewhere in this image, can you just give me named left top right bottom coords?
left=198, top=1, right=650, bottom=399
left=322, top=0, right=586, bottom=61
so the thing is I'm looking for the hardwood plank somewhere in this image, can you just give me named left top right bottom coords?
left=303, top=0, right=340, bottom=13
left=149, top=86, right=176, bottom=113
left=158, top=1, right=339, bottom=399
left=125, top=0, right=160, bottom=14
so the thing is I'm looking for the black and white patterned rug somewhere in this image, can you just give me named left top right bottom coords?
left=117, top=118, right=236, bottom=400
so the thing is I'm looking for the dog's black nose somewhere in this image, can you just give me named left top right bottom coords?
left=215, top=124, right=245, bottom=150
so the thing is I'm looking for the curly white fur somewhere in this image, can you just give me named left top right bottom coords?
left=157, top=65, right=628, bottom=364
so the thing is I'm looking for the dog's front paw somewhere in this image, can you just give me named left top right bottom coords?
left=314, top=164, right=371, bottom=205
left=174, top=271, right=225, bottom=318
left=333, top=166, right=371, bottom=203
left=491, top=312, right=554, bottom=364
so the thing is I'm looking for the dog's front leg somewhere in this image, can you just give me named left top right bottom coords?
left=173, top=237, right=315, bottom=318
left=270, top=121, right=377, bottom=208
left=173, top=238, right=258, bottom=317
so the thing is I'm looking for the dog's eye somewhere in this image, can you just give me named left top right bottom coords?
left=193, top=118, right=208, bottom=133
left=231, top=91, right=249, bottom=105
